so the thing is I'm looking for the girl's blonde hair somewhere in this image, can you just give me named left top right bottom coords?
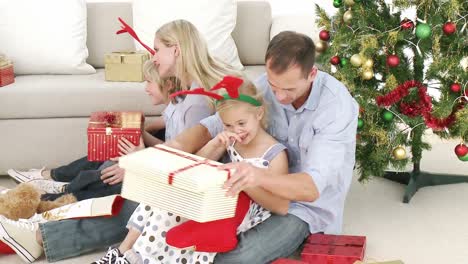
left=156, top=20, right=242, bottom=96
left=142, top=60, right=179, bottom=103
left=216, top=78, right=269, bottom=129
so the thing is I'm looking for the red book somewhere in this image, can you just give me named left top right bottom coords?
left=87, top=111, right=143, bottom=161
left=301, top=234, right=366, bottom=264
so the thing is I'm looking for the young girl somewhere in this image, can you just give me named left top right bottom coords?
left=92, top=78, right=290, bottom=264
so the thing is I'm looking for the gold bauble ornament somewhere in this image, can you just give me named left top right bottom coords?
left=392, top=146, right=407, bottom=160
left=363, top=58, right=374, bottom=68
left=343, top=10, right=353, bottom=24
left=350, top=54, right=363, bottom=67
left=315, top=41, right=328, bottom=53
left=361, top=69, right=374, bottom=80
left=344, top=0, right=355, bottom=6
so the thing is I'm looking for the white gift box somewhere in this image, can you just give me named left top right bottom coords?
left=120, top=145, right=237, bottom=222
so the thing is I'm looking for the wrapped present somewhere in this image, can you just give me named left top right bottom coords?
left=301, top=234, right=366, bottom=264
left=272, top=258, right=308, bottom=264
left=87, top=111, right=143, bottom=161
left=120, top=145, right=238, bottom=222
left=104, top=51, right=149, bottom=82
left=0, top=54, right=14, bottom=87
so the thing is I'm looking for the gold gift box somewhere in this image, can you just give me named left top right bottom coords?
left=104, top=51, right=150, bottom=82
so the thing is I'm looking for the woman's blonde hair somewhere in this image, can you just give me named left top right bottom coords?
left=142, top=60, right=179, bottom=103
left=156, top=20, right=242, bottom=96
left=216, top=78, right=269, bottom=129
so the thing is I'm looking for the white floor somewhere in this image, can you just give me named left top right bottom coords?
left=1, top=132, right=467, bottom=264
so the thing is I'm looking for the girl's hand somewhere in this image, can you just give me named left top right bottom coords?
left=214, top=131, right=242, bottom=148
left=118, top=137, right=145, bottom=156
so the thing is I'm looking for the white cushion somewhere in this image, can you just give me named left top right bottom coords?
left=0, top=0, right=95, bottom=75
left=133, top=0, right=243, bottom=70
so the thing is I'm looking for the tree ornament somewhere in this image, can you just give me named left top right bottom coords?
left=400, top=18, right=414, bottom=30
left=455, top=144, right=468, bottom=157
left=392, top=146, right=407, bottom=160
left=450, top=83, right=461, bottom=93
left=382, top=110, right=394, bottom=122
left=386, top=54, right=400, bottom=67
left=350, top=54, right=363, bottom=67
left=415, top=23, right=432, bottom=39
left=357, top=118, right=364, bottom=129
left=333, top=0, right=343, bottom=8
left=344, top=0, right=355, bottom=6
left=330, top=56, right=341, bottom=65
left=442, top=22, right=456, bottom=35
left=361, top=69, right=374, bottom=80
left=343, top=10, right=353, bottom=24
left=340, top=58, right=349, bottom=67
left=459, top=154, right=468, bottom=162
left=315, top=41, right=328, bottom=53
left=363, top=58, right=374, bottom=68
left=319, top=30, right=330, bottom=41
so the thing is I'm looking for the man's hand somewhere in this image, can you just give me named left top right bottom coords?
left=118, top=137, right=145, bottom=156
left=219, top=162, right=267, bottom=197
left=101, top=164, right=125, bottom=185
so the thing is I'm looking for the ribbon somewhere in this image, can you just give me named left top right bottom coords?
left=153, top=145, right=231, bottom=185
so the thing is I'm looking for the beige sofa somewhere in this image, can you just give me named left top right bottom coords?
left=0, top=1, right=317, bottom=174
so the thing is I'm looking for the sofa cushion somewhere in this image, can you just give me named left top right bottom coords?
left=86, top=2, right=136, bottom=68
left=243, top=65, right=266, bottom=82
left=133, top=0, right=243, bottom=70
left=232, top=1, right=272, bottom=65
left=0, top=0, right=95, bottom=75
left=0, top=69, right=164, bottom=119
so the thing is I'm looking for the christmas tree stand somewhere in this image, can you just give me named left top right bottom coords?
left=384, top=162, right=468, bottom=203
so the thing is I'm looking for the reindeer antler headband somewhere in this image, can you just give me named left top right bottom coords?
left=116, top=17, right=156, bottom=56
left=169, top=76, right=262, bottom=107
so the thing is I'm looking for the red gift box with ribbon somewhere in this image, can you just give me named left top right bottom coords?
left=87, top=111, right=143, bottom=161
left=0, top=55, right=14, bottom=87
left=301, top=234, right=366, bottom=264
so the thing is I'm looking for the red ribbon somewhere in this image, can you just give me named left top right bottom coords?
left=153, top=146, right=231, bottom=185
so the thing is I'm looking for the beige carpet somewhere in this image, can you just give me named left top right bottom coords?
left=0, top=132, right=467, bottom=264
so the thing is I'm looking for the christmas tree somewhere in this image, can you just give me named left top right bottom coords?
left=315, top=0, right=467, bottom=202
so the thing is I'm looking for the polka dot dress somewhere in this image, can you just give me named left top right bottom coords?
left=127, top=142, right=286, bottom=264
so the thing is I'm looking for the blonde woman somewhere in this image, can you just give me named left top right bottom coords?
left=0, top=20, right=243, bottom=264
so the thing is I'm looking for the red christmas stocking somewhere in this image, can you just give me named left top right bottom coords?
left=166, top=192, right=251, bottom=252
left=0, top=241, right=14, bottom=254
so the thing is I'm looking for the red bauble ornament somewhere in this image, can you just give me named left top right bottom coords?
left=319, top=30, right=330, bottom=41
left=442, top=22, right=457, bottom=35
left=400, top=18, right=414, bottom=30
left=386, top=54, right=400, bottom=67
left=330, top=56, right=341, bottom=65
left=450, top=83, right=461, bottom=93
left=455, top=144, right=468, bottom=157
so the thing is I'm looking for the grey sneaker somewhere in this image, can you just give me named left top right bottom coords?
left=27, top=179, right=67, bottom=194
left=91, top=247, right=123, bottom=264
left=0, top=215, right=43, bottom=263
left=7, top=167, right=45, bottom=183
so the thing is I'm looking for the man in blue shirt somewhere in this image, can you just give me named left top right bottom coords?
left=167, top=31, right=359, bottom=263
